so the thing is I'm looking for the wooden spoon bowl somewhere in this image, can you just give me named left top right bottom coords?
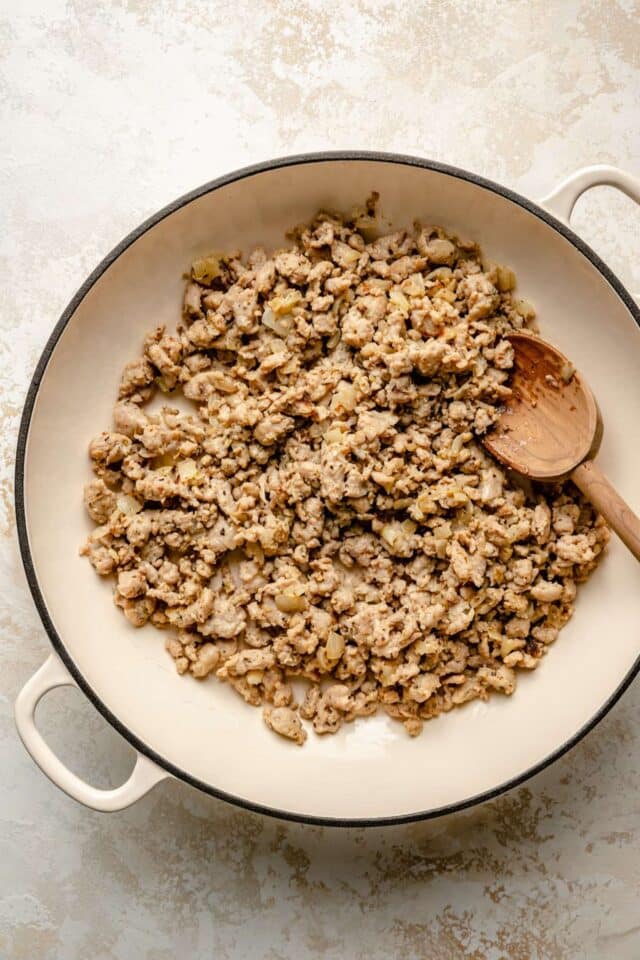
left=484, top=332, right=640, bottom=560
left=484, top=332, right=601, bottom=480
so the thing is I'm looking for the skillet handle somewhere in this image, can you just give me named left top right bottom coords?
left=15, top=654, right=169, bottom=811
left=540, top=164, right=640, bottom=302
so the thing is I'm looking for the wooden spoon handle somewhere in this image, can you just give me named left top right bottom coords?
left=571, top=459, right=640, bottom=561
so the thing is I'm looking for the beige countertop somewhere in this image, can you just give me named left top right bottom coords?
left=1, top=1, right=639, bottom=957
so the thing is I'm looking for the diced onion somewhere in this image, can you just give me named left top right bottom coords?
left=192, top=255, right=222, bottom=285
left=515, top=299, right=536, bottom=321
left=354, top=214, right=378, bottom=242
left=262, top=307, right=291, bottom=338
left=177, top=458, right=198, bottom=481
left=496, top=265, right=516, bottom=292
left=90, top=524, right=111, bottom=541
left=332, top=382, right=358, bottom=413
left=381, top=523, right=401, bottom=548
left=325, top=633, right=345, bottom=661
left=324, top=425, right=347, bottom=445
left=427, top=267, right=452, bottom=281
left=268, top=291, right=302, bottom=316
left=117, top=494, right=142, bottom=516
left=389, top=289, right=410, bottom=315
left=275, top=593, right=307, bottom=613
left=560, top=361, right=575, bottom=383
left=402, top=273, right=425, bottom=297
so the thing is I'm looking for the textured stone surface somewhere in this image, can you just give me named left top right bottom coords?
left=1, top=1, right=639, bottom=958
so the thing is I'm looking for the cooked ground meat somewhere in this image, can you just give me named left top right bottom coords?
left=80, top=200, right=609, bottom=745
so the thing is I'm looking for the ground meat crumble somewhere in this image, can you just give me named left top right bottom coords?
left=81, top=200, right=609, bottom=746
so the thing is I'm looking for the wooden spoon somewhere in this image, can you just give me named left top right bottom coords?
left=484, top=331, right=640, bottom=560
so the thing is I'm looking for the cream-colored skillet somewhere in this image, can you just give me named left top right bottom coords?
left=13, top=153, right=640, bottom=824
